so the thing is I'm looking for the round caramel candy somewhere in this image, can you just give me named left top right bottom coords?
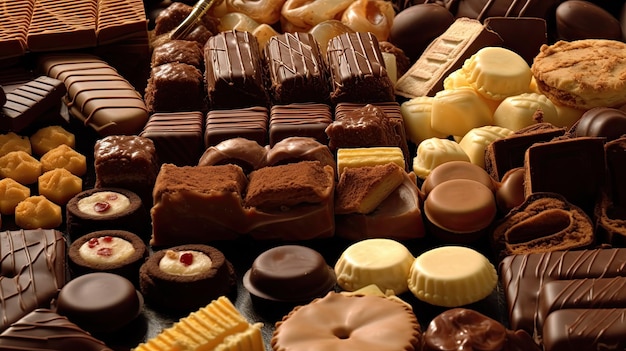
left=421, top=160, right=495, bottom=197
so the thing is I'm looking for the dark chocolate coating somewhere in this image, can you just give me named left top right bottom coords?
left=56, top=273, right=142, bottom=334
left=265, top=32, right=330, bottom=105
left=388, top=4, right=455, bottom=62
left=0, top=76, right=66, bottom=133
left=0, top=85, right=5, bottom=107
left=204, top=30, right=268, bottom=109
left=144, top=62, right=206, bottom=114
left=0, top=229, right=66, bottom=332
left=204, top=106, right=268, bottom=147
left=140, top=111, right=204, bottom=167
left=543, top=309, right=626, bottom=351
left=327, top=32, right=394, bottom=104
left=555, top=1, right=622, bottom=41
left=605, top=136, right=626, bottom=207
left=0, top=309, right=112, bottom=351
left=326, top=104, right=400, bottom=151
left=269, top=103, right=332, bottom=147
left=500, top=248, right=626, bottom=336
left=574, top=107, right=626, bottom=141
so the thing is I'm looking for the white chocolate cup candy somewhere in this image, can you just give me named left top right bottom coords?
left=412, top=137, right=470, bottom=179
left=431, top=87, right=493, bottom=137
left=400, top=96, right=448, bottom=145
left=458, top=126, right=513, bottom=168
left=493, top=93, right=558, bottom=131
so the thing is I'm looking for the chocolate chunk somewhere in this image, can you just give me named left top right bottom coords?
left=140, top=111, right=204, bottom=166
left=327, top=32, right=394, bottom=104
left=265, top=32, right=330, bottom=104
left=0, top=309, right=112, bottom=351
left=27, top=0, right=98, bottom=52
left=269, top=103, right=332, bottom=147
left=204, top=30, right=268, bottom=109
left=205, top=106, right=268, bottom=147
left=0, top=229, right=66, bottom=332
left=0, top=76, right=66, bottom=133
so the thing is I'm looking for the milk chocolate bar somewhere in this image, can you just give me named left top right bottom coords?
left=395, top=18, right=502, bottom=98
left=327, top=32, right=394, bottom=104
left=0, top=229, right=66, bottom=331
left=269, top=103, right=332, bottom=146
left=265, top=32, right=330, bottom=104
left=0, top=76, right=66, bottom=133
left=39, top=53, right=149, bottom=136
left=0, top=0, right=35, bottom=59
left=204, top=30, right=268, bottom=109
left=205, top=106, right=268, bottom=147
left=27, top=0, right=98, bottom=52
left=140, top=111, right=204, bottom=166
left=500, top=248, right=626, bottom=337
left=96, top=0, right=148, bottom=45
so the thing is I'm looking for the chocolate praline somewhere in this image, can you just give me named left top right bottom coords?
left=574, top=107, right=626, bottom=141
left=55, top=272, right=142, bottom=334
left=243, top=245, right=336, bottom=309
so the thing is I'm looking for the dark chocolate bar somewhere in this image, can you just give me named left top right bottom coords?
left=204, top=106, right=268, bottom=147
left=0, top=76, right=66, bottom=133
left=140, top=111, right=204, bottom=166
left=542, top=309, right=626, bottom=351
left=269, top=103, right=332, bottom=147
left=27, top=0, right=98, bottom=52
left=327, top=32, right=394, bottom=104
left=265, top=32, right=330, bottom=104
left=204, top=30, right=268, bottom=109
left=0, top=229, right=66, bottom=332
left=0, top=309, right=112, bottom=350
left=500, top=248, right=626, bottom=337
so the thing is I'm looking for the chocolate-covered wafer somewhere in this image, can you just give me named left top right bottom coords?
left=204, top=30, right=268, bottom=109
left=395, top=18, right=502, bottom=99
left=27, top=0, right=98, bottom=52
left=327, top=32, right=394, bottom=104
left=39, top=53, right=148, bottom=136
left=0, top=76, right=66, bottom=133
left=0, top=0, right=34, bottom=59
left=265, top=32, right=330, bottom=104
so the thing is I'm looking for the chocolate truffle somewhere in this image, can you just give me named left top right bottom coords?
left=243, top=245, right=335, bottom=308
left=55, top=272, right=142, bottom=334
left=139, top=244, right=236, bottom=312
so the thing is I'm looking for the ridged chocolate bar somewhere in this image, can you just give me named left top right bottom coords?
left=500, top=248, right=626, bottom=338
left=269, top=103, right=332, bottom=146
left=204, top=30, right=268, bottom=109
left=39, top=53, right=148, bottom=136
left=0, top=76, right=66, bottom=133
left=205, top=106, right=268, bottom=147
left=96, top=0, right=147, bottom=45
left=140, top=111, right=204, bottom=166
left=543, top=309, right=626, bottom=351
left=0, top=0, right=35, bottom=59
left=0, top=229, right=66, bottom=332
left=327, top=32, right=394, bottom=104
left=265, top=32, right=330, bottom=104
left=27, top=0, right=98, bottom=52
left=0, top=309, right=112, bottom=350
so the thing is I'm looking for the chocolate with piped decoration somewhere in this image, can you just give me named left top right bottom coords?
left=524, top=136, right=605, bottom=214
left=423, top=308, right=540, bottom=351
left=243, top=245, right=335, bottom=306
left=555, top=1, right=622, bottom=41
left=96, top=0, right=148, bottom=45
left=0, top=229, right=66, bottom=332
left=56, top=272, right=142, bottom=334
left=574, top=107, right=626, bottom=141
left=27, top=0, right=97, bottom=52
left=269, top=103, right=332, bottom=147
left=204, top=30, right=268, bottom=109
left=500, top=247, right=626, bottom=336
left=0, top=76, right=67, bottom=133
left=0, top=309, right=113, bottom=351
left=39, top=53, right=149, bottom=136
left=0, top=0, right=34, bottom=59
left=327, top=32, right=394, bottom=104
left=543, top=308, right=626, bottom=351
left=204, top=106, right=268, bottom=147
left=455, top=0, right=561, bottom=22
left=265, top=32, right=330, bottom=104
left=140, top=111, right=204, bottom=167
left=485, top=123, right=566, bottom=182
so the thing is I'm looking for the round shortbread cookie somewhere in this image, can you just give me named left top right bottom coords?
left=531, top=39, right=626, bottom=110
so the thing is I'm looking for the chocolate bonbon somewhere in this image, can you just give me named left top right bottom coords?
left=555, top=0, right=622, bottom=41
left=204, top=106, right=268, bottom=147
left=140, top=111, right=204, bottom=166
left=269, top=103, right=332, bottom=146
left=574, top=107, right=626, bottom=141
left=144, top=62, right=206, bottom=114
left=0, top=229, right=66, bottom=331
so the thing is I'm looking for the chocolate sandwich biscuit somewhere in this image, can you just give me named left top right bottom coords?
left=0, top=229, right=66, bottom=331
left=327, top=32, right=394, bottom=104
left=265, top=32, right=330, bottom=104
left=27, top=0, right=98, bottom=52
left=269, top=103, right=332, bottom=147
left=39, top=53, right=149, bottom=136
left=0, top=76, right=67, bottom=133
left=204, top=30, right=268, bottom=109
